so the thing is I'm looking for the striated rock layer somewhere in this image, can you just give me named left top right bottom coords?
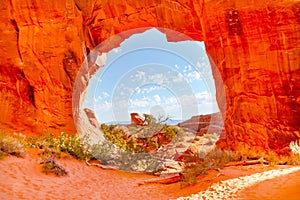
left=0, top=0, right=299, bottom=153
left=178, top=113, right=224, bottom=137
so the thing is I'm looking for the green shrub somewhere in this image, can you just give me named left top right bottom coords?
left=0, top=131, right=25, bottom=157
left=100, top=117, right=185, bottom=153
left=181, top=155, right=207, bottom=186
left=26, top=132, right=91, bottom=160
left=26, top=132, right=56, bottom=149
left=205, top=149, right=237, bottom=168
left=56, top=132, right=91, bottom=160
left=181, top=149, right=238, bottom=187
left=89, top=141, right=115, bottom=164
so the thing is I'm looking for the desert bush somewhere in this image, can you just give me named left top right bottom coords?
left=89, top=141, right=117, bottom=164
left=203, top=133, right=219, bottom=144
left=101, top=124, right=128, bottom=151
left=56, top=132, right=91, bottom=160
left=265, top=151, right=280, bottom=166
left=285, top=154, right=300, bottom=165
left=181, top=155, right=208, bottom=186
left=234, top=142, right=300, bottom=166
left=88, top=140, right=163, bottom=172
left=206, top=149, right=237, bottom=168
left=100, top=116, right=185, bottom=153
left=40, top=148, right=68, bottom=176
left=26, top=132, right=91, bottom=160
left=181, top=148, right=237, bottom=186
left=26, top=131, right=56, bottom=149
left=115, top=151, right=163, bottom=172
left=0, top=131, right=25, bottom=157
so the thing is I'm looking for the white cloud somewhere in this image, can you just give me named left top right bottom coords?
left=116, top=83, right=134, bottom=97
left=183, top=65, right=192, bottom=73
left=173, top=73, right=184, bottom=83
left=134, top=87, right=141, bottom=94
left=195, top=91, right=213, bottom=103
left=148, top=73, right=165, bottom=84
left=165, top=96, right=178, bottom=104
left=196, top=61, right=205, bottom=68
left=153, top=95, right=161, bottom=104
left=129, top=98, right=150, bottom=108
left=179, top=94, right=197, bottom=107
left=186, top=71, right=201, bottom=82
left=141, top=86, right=161, bottom=94
left=198, top=101, right=220, bottom=114
left=102, top=92, right=110, bottom=98
left=135, top=71, right=146, bottom=81
left=94, top=101, right=112, bottom=112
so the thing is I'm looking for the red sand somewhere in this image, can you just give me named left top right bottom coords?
left=238, top=168, right=300, bottom=200
left=0, top=149, right=208, bottom=200
left=1, top=149, right=299, bottom=200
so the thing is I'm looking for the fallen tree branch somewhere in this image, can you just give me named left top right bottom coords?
left=86, top=160, right=119, bottom=170
left=224, top=159, right=268, bottom=167
left=138, top=174, right=182, bottom=185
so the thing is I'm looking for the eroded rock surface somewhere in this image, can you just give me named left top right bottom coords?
left=178, top=112, right=224, bottom=137
left=0, top=0, right=299, bottom=153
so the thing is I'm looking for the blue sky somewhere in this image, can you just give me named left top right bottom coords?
left=82, top=28, right=219, bottom=123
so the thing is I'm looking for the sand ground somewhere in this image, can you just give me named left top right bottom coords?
left=0, top=148, right=299, bottom=200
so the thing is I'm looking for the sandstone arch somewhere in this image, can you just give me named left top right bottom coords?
left=0, top=0, right=299, bottom=154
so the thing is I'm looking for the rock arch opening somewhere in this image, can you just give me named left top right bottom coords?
left=75, top=27, right=225, bottom=134
left=72, top=27, right=226, bottom=171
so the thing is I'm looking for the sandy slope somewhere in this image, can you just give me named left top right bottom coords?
left=0, top=149, right=205, bottom=200
left=1, top=149, right=300, bottom=200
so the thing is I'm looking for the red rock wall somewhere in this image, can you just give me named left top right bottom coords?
left=0, top=0, right=299, bottom=153
left=0, top=0, right=83, bottom=134
left=202, top=0, right=300, bottom=153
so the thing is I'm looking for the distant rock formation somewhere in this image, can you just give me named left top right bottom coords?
left=178, top=113, right=224, bottom=137
left=130, top=113, right=145, bottom=126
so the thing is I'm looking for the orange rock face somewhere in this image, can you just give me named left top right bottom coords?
left=0, top=0, right=299, bottom=153
left=130, top=113, right=145, bottom=126
left=0, top=0, right=83, bottom=134
left=202, top=0, right=300, bottom=153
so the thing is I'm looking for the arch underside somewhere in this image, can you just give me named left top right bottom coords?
left=0, top=0, right=299, bottom=153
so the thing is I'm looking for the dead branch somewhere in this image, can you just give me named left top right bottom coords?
left=224, top=158, right=268, bottom=167
left=86, top=160, right=119, bottom=170
left=138, top=174, right=182, bottom=185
